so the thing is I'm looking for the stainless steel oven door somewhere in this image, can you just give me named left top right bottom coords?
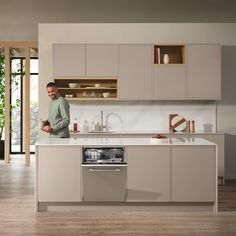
left=82, top=164, right=127, bottom=202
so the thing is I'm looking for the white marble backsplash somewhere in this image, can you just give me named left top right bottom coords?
left=69, top=101, right=216, bottom=133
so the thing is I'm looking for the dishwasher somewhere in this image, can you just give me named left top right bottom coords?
left=81, top=147, right=127, bottom=202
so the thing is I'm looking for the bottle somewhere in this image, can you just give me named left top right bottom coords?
left=187, top=120, right=191, bottom=133
left=83, top=120, right=89, bottom=133
left=191, top=120, right=195, bottom=133
left=73, top=118, right=78, bottom=132
left=91, top=121, right=95, bottom=132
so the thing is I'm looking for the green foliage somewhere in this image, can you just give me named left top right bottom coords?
left=0, top=49, right=21, bottom=140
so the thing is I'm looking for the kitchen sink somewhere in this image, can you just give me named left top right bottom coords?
left=88, top=131, right=115, bottom=134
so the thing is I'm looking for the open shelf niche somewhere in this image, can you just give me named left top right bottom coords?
left=154, top=45, right=186, bottom=65
left=54, top=77, right=119, bottom=100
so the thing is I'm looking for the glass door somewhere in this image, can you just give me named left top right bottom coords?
left=10, top=49, right=38, bottom=154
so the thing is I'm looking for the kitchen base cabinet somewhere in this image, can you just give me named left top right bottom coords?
left=36, top=138, right=217, bottom=212
left=127, top=146, right=171, bottom=202
left=37, top=146, right=81, bottom=202
left=172, top=146, right=215, bottom=202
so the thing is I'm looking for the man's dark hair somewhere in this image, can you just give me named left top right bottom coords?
left=46, top=82, right=56, bottom=88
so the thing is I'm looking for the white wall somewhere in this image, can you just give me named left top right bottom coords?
left=39, top=23, right=236, bottom=178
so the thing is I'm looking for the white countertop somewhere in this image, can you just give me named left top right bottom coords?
left=36, top=137, right=216, bottom=146
left=70, top=130, right=224, bottom=135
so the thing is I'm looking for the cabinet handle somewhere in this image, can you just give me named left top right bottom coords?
left=88, top=168, right=121, bottom=172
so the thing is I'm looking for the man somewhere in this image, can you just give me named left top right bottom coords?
left=41, top=82, right=70, bottom=138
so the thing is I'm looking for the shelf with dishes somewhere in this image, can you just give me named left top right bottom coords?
left=54, top=77, right=118, bottom=100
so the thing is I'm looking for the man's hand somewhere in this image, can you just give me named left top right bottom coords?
left=42, top=125, right=53, bottom=133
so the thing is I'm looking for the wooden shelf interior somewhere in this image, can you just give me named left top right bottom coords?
left=154, top=45, right=185, bottom=64
left=54, top=78, right=118, bottom=99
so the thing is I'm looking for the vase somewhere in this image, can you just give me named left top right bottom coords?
left=163, top=54, right=169, bottom=64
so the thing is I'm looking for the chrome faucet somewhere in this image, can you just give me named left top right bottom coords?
left=100, top=110, right=106, bottom=132
left=105, top=112, right=124, bottom=131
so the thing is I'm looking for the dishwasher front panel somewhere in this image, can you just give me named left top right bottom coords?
left=82, top=165, right=127, bottom=202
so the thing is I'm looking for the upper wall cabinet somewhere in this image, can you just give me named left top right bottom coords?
left=119, top=45, right=153, bottom=100
left=187, top=44, right=221, bottom=100
left=86, top=45, right=119, bottom=76
left=53, top=44, right=119, bottom=77
left=154, top=66, right=186, bottom=99
left=153, top=45, right=186, bottom=99
left=53, top=44, right=86, bottom=77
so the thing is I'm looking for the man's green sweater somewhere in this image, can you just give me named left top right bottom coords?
left=48, top=95, right=70, bottom=138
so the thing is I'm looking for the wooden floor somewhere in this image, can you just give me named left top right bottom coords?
left=0, top=156, right=236, bottom=236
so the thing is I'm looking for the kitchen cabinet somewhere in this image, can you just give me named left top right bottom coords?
left=187, top=44, right=221, bottom=99
left=86, top=44, right=119, bottom=76
left=37, top=146, right=81, bottom=202
left=53, top=44, right=118, bottom=77
left=53, top=43, right=221, bottom=101
left=126, top=146, right=171, bottom=202
left=172, top=146, right=215, bottom=202
left=36, top=138, right=217, bottom=211
left=153, top=44, right=221, bottom=100
left=119, top=45, right=153, bottom=99
left=53, top=44, right=86, bottom=77
left=171, top=134, right=224, bottom=183
left=153, top=65, right=186, bottom=99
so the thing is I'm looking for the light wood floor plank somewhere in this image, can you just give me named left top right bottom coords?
left=0, top=156, right=236, bottom=235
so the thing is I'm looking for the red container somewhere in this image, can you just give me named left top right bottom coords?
left=73, top=123, right=78, bottom=132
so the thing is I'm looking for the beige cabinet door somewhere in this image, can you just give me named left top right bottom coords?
left=172, top=146, right=215, bottom=202
left=38, top=146, right=81, bottom=202
left=199, top=134, right=224, bottom=179
left=86, top=44, right=119, bottom=76
left=53, top=44, right=86, bottom=77
left=154, top=66, right=186, bottom=99
left=187, top=44, right=221, bottom=99
left=119, top=45, right=153, bottom=99
left=168, top=133, right=224, bottom=181
left=127, top=146, right=170, bottom=202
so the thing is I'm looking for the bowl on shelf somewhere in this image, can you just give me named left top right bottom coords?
left=95, top=83, right=101, bottom=88
left=102, top=92, right=110, bottom=98
left=69, top=83, right=79, bottom=88
left=65, top=94, right=74, bottom=98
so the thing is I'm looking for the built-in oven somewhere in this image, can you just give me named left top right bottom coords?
left=81, top=147, right=127, bottom=202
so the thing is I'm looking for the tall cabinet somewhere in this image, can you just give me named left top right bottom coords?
left=118, top=45, right=153, bottom=99
left=187, top=44, right=221, bottom=99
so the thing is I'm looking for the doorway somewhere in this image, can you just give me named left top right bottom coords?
left=10, top=49, right=38, bottom=154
